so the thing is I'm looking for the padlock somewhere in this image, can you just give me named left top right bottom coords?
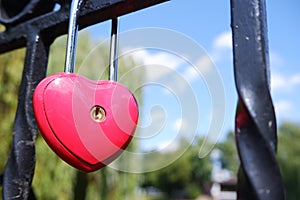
left=33, top=0, right=139, bottom=172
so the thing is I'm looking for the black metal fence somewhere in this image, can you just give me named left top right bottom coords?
left=0, top=0, right=285, bottom=199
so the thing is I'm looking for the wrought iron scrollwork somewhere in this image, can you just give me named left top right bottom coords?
left=0, top=0, right=55, bottom=26
left=231, top=0, right=285, bottom=199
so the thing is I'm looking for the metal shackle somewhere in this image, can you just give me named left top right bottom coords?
left=64, top=0, right=119, bottom=82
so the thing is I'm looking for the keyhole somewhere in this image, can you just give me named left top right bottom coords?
left=90, top=105, right=106, bottom=122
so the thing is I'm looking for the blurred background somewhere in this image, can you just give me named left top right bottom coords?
left=0, top=0, right=299, bottom=199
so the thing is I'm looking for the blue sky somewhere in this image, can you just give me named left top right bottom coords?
left=83, top=0, right=300, bottom=155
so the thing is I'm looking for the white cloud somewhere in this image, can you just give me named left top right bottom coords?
left=143, top=51, right=182, bottom=70
left=195, top=56, right=214, bottom=74
left=274, top=101, right=293, bottom=119
left=211, top=31, right=233, bottom=62
left=124, top=48, right=184, bottom=81
left=213, top=31, right=232, bottom=50
left=271, top=73, right=286, bottom=90
left=183, top=65, right=198, bottom=82
left=157, top=140, right=180, bottom=153
left=270, top=52, right=284, bottom=67
left=271, top=72, right=300, bottom=92
left=291, top=74, right=300, bottom=84
left=182, top=56, right=213, bottom=82
left=173, top=118, right=187, bottom=132
left=123, top=48, right=199, bottom=96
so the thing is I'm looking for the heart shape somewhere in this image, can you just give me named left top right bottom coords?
left=33, top=72, right=138, bottom=172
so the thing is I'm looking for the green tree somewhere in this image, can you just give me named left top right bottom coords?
left=277, top=122, right=300, bottom=200
left=143, top=150, right=192, bottom=198
left=216, top=132, right=239, bottom=173
left=142, top=138, right=212, bottom=199
left=189, top=139, right=213, bottom=197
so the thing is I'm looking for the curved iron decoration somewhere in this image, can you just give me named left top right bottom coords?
left=231, top=0, right=285, bottom=199
left=0, top=0, right=54, bottom=26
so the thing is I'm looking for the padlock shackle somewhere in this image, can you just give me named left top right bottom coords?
left=109, top=18, right=119, bottom=81
left=64, top=0, right=82, bottom=73
left=64, top=0, right=119, bottom=78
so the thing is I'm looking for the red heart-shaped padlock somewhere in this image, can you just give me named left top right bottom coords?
left=33, top=72, right=138, bottom=172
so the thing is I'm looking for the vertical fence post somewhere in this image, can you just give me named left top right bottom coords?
left=2, top=34, right=49, bottom=200
left=230, top=0, right=285, bottom=199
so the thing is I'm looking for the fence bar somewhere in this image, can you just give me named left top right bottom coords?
left=2, top=33, right=49, bottom=200
left=230, top=0, right=285, bottom=199
left=0, top=0, right=168, bottom=54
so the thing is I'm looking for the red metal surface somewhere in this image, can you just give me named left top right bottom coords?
left=33, top=72, right=138, bottom=172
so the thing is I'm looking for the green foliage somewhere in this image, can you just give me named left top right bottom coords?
left=0, top=25, right=5, bottom=32
left=156, top=151, right=192, bottom=194
left=277, top=122, right=300, bottom=200
left=216, top=132, right=239, bottom=173
left=186, top=183, right=202, bottom=199
left=0, top=48, right=25, bottom=197
left=0, top=48, right=25, bottom=167
left=34, top=136, right=76, bottom=199
left=189, top=140, right=213, bottom=186
left=142, top=138, right=212, bottom=198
